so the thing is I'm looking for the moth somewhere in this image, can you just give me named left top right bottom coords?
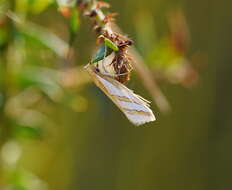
left=85, top=53, right=156, bottom=126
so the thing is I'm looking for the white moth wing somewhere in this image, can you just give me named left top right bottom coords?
left=86, top=65, right=156, bottom=125
left=98, top=74, right=156, bottom=125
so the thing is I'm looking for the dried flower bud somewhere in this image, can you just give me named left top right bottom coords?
left=96, top=35, right=105, bottom=44
left=59, top=7, right=72, bottom=18
left=88, top=10, right=98, bottom=17
left=93, top=25, right=102, bottom=33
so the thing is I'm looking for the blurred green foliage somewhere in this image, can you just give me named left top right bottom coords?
left=0, top=0, right=232, bottom=190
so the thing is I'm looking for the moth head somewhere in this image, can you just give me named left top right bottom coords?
left=93, top=52, right=116, bottom=75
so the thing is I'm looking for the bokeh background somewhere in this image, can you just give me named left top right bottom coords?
left=0, top=0, right=232, bottom=190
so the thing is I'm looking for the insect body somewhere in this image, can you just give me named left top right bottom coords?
left=85, top=57, right=156, bottom=126
left=93, top=52, right=116, bottom=75
left=96, top=32, right=133, bottom=84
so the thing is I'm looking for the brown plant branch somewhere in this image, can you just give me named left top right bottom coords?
left=77, top=0, right=171, bottom=113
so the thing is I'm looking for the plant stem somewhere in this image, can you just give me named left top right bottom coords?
left=78, top=0, right=171, bottom=112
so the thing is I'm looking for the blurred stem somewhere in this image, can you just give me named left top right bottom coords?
left=0, top=49, right=10, bottom=143
left=129, top=47, right=171, bottom=113
left=0, top=0, right=15, bottom=143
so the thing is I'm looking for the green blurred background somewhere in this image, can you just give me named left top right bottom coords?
left=0, top=0, right=232, bottom=190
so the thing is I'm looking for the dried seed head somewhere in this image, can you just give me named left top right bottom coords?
left=96, top=1, right=110, bottom=9
left=118, top=40, right=133, bottom=48
left=94, top=25, right=102, bottom=33
left=96, top=35, right=105, bottom=44
left=89, top=10, right=98, bottom=17
left=104, top=13, right=118, bottom=24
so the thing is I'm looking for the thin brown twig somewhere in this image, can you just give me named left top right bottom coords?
left=77, top=0, right=171, bottom=113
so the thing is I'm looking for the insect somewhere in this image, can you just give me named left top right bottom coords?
left=85, top=54, right=156, bottom=126
left=96, top=33, right=134, bottom=84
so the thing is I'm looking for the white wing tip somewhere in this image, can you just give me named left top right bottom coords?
left=127, top=112, right=156, bottom=126
left=135, top=117, right=156, bottom=126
